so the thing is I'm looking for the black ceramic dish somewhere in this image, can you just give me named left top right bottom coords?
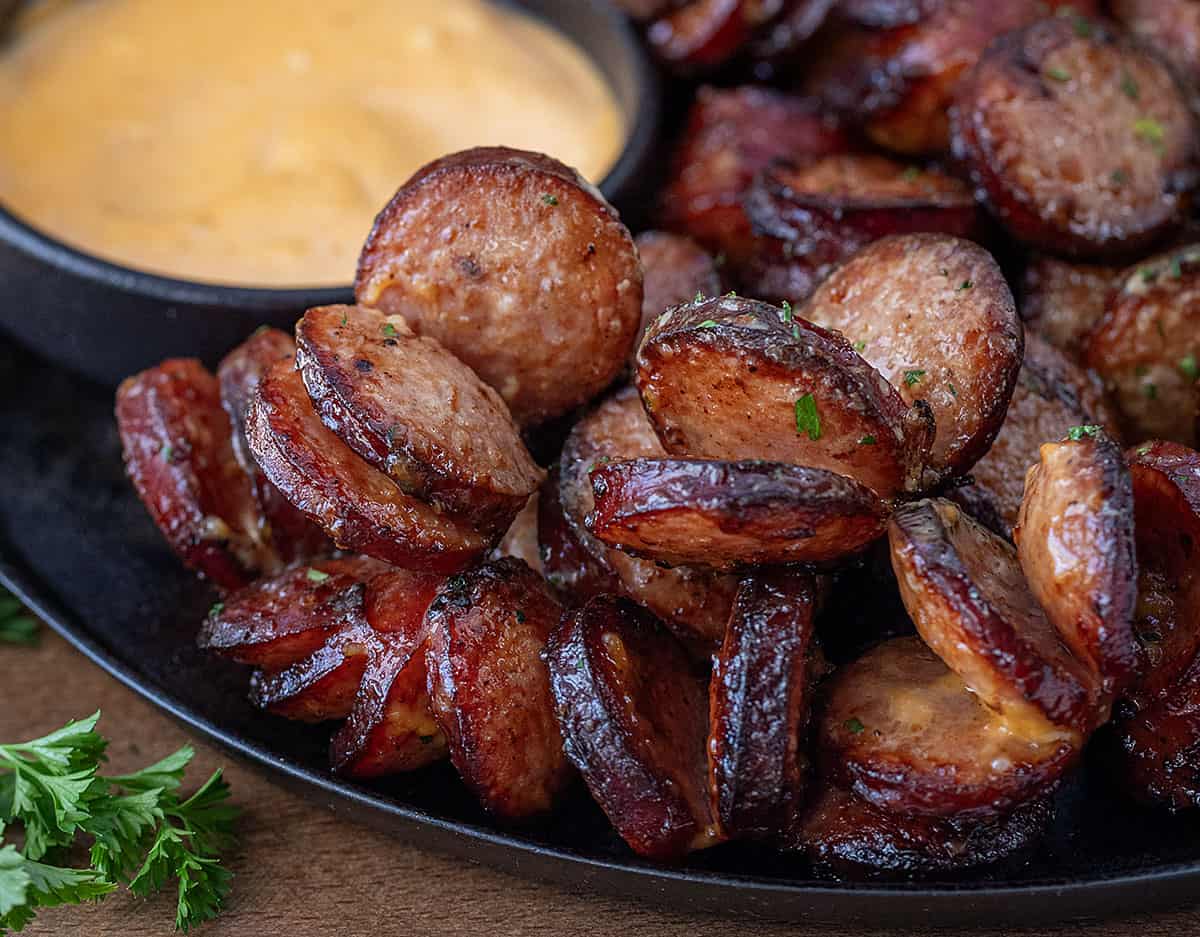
left=0, top=0, right=661, bottom=387
left=2, top=341, right=1200, bottom=927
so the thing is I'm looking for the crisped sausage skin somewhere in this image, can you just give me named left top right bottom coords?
left=425, top=558, right=573, bottom=819
left=803, top=234, right=1021, bottom=479
left=635, top=231, right=724, bottom=353
left=951, top=16, right=1199, bottom=259
left=116, top=358, right=272, bottom=591
left=249, top=623, right=373, bottom=723
left=709, top=569, right=823, bottom=840
left=1015, top=432, right=1139, bottom=699
left=296, top=305, right=542, bottom=536
left=588, top=458, right=886, bottom=568
left=546, top=596, right=720, bottom=858
left=248, top=362, right=490, bottom=573
left=355, top=147, right=642, bottom=427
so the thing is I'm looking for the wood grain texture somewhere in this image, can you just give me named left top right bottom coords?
left=2, top=628, right=1200, bottom=936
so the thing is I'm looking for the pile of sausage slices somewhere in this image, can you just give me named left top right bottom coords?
left=116, top=2, right=1200, bottom=881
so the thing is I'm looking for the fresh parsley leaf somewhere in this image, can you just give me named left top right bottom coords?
left=780, top=300, right=793, bottom=323
left=1120, top=70, right=1140, bottom=100
left=844, top=717, right=866, bottom=735
left=1046, top=66, right=1071, bottom=82
left=540, top=193, right=558, bottom=207
left=0, top=851, right=115, bottom=933
left=305, top=568, right=330, bottom=584
left=381, top=322, right=399, bottom=339
left=1067, top=425, right=1102, bottom=441
left=1181, top=355, right=1199, bottom=381
left=0, top=595, right=37, bottom=647
left=903, top=369, right=926, bottom=388
left=794, top=394, right=821, bottom=441
left=697, top=320, right=719, bottom=329
left=956, top=279, right=974, bottom=291
left=858, top=435, right=877, bottom=446
left=852, top=340, right=867, bottom=353
left=693, top=291, right=706, bottom=303
left=1134, top=117, right=1166, bottom=150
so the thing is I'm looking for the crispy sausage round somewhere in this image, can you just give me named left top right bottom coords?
left=741, top=157, right=981, bottom=305
left=587, top=458, right=887, bottom=569
left=539, top=469, right=624, bottom=603
left=1015, top=431, right=1139, bottom=699
left=296, top=305, right=542, bottom=537
left=1085, top=245, right=1200, bottom=446
left=949, top=330, right=1120, bottom=537
left=1020, top=256, right=1120, bottom=362
left=658, top=85, right=848, bottom=266
left=217, top=328, right=332, bottom=564
left=795, top=781, right=1054, bottom=881
left=330, top=567, right=447, bottom=778
left=1112, top=0, right=1200, bottom=121
left=116, top=358, right=273, bottom=592
left=559, top=386, right=737, bottom=648
left=355, top=147, right=642, bottom=427
left=803, top=233, right=1022, bottom=479
left=709, top=569, right=823, bottom=840
left=646, top=0, right=756, bottom=71
left=889, top=498, right=1103, bottom=736
left=634, top=231, right=724, bottom=352
left=819, top=636, right=1078, bottom=820
left=636, top=295, right=935, bottom=497
left=951, top=16, right=1199, bottom=260
left=197, top=556, right=388, bottom=670
left=546, top=596, right=720, bottom=859
left=247, top=361, right=490, bottom=573
left=249, top=622, right=373, bottom=723
left=426, top=558, right=573, bottom=819
left=1126, top=441, right=1200, bottom=704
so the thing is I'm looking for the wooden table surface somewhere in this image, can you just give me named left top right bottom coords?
left=3, top=628, right=1198, bottom=937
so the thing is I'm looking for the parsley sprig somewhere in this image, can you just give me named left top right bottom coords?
left=0, top=713, right=237, bottom=933
left=0, top=593, right=37, bottom=647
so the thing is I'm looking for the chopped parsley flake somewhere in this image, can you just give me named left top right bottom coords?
left=1169, top=258, right=1184, bottom=279
left=698, top=319, right=719, bottom=329
left=794, top=394, right=821, bottom=441
left=1071, top=14, right=1092, bottom=37
left=1121, top=70, right=1140, bottom=100
left=306, top=568, right=330, bottom=583
left=1111, top=168, right=1129, bottom=186
left=382, top=322, right=399, bottom=338
left=159, top=443, right=174, bottom=463
left=858, top=435, right=877, bottom=446
left=1137, top=444, right=1153, bottom=456
left=844, top=717, right=866, bottom=735
left=1134, top=117, right=1166, bottom=150
left=780, top=300, right=793, bottom=323
left=1067, top=424, right=1102, bottom=441
left=209, top=602, right=224, bottom=618
left=853, top=340, right=867, bottom=353
left=1046, top=66, right=1071, bottom=82
left=515, top=610, right=527, bottom=623
left=957, top=279, right=974, bottom=291
left=1143, top=382, right=1159, bottom=400
left=901, top=166, right=922, bottom=181
left=948, top=382, right=958, bottom=398
left=341, top=311, right=348, bottom=326
left=1140, top=267, right=1159, bottom=284
left=903, top=369, right=926, bottom=387
left=694, top=291, right=707, bottom=303
left=1180, top=355, right=1199, bottom=380
left=541, top=193, right=559, bottom=206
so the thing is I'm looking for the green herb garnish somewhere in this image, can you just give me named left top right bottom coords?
left=159, top=443, right=174, bottom=463
left=794, top=394, right=821, bottom=441
left=780, top=300, right=793, bottom=323
left=1067, top=424, right=1102, bottom=441
left=306, top=568, right=330, bottom=583
left=1046, top=67, right=1071, bottom=82
left=1134, top=117, right=1166, bottom=150
left=381, top=322, right=399, bottom=338
left=858, top=435, right=877, bottom=446
left=904, top=369, right=926, bottom=388
left=540, top=193, right=558, bottom=207
left=956, top=280, right=974, bottom=292
left=1121, top=70, right=1140, bottom=100
left=844, top=717, right=866, bottom=735
left=0, top=591, right=37, bottom=646
left=853, top=340, right=867, bottom=353
left=697, top=320, right=719, bottom=329
left=1180, top=355, right=1199, bottom=380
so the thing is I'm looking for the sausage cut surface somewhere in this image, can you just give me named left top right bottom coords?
left=355, top=147, right=642, bottom=427
left=1085, top=245, right=1200, bottom=447
left=635, top=231, right=723, bottom=352
left=637, top=295, right=934, bottom=497
left=296, top=304, right=542, bottom=537
left=426, top=558, right=574, bottom=819
left=249, top=623, right=373, bottom=723
left=803, top=234, right=1022, bottom=479
left=247, top=362, right=489, bottom=573
left=889, top=498, right=1102, bottom=737
left=1016, top=432, right=1139, bottom=699
left=709, top=569, right=823, bottom=840
left=546, top=596, right=720, bottom=859
left=1020, top=256, right=1120, bottom=362
left=951, top=16, right=1198, bottom=259
left=818, top=636, right=1078, bottom=820
left=116, top=358, right=273, bottom=592
left=588, top=458, right=887, bottom=569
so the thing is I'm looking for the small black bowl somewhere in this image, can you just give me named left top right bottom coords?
left=0, top=0, right=660, bottom=387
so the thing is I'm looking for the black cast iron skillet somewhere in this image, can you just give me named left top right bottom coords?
left=0, top=0, right=661, bottom=386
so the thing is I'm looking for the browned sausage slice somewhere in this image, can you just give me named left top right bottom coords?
left=658, top=86, right=848, bottom=267
left=116, top=359, right=274, bottom=591
left=1085, top=245, right=1200, bottom=446
left=637, top=295, right=935, bottom=497
left=539, top=469, right=624, bottom=603
left=247, top=361, right=490, bottom=573
left=1020, top=256, right=1120, bottom=361
left=1126, top=441, right=1200, bottom=703
left=217, top=328, right=332, bottom=564
left=546, top=596, right=721, bottom=858
left=951, top=16, right=1198, bottom=259
left=889, top=498, right=1102, bottom=736
left=794, top=781, right=1054, bottom=881
left=709, top=569, right=823, bottom=840
left=1112, top=0, right=1200, bottom=121
left=949, top=331, right=1120, bottom=536
left=818, top=636, right=1078, bottom=820
left=249, top=623, right=373, bottom=723
left=296, top=305, right=543, bottom=537
left=588, top=458, right=886, bottom=569
left=742, top=157, right=980, bottom=305
left=559, top=387, right=737, bottom=648
left=426, top=558, right=573, bottom=819
left=1015, top=431, right=1139, bottom=699
left=647, top=0, right=755, bottom=71
left=803, top=234, right=1022, bottom=479
left=330, top=568, right=447, bottom=778
left=355, top=147, right=642, bottom=427
left=197, top=556, right=388, bottom=669
left=634, top=231, right=723, bottom=352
